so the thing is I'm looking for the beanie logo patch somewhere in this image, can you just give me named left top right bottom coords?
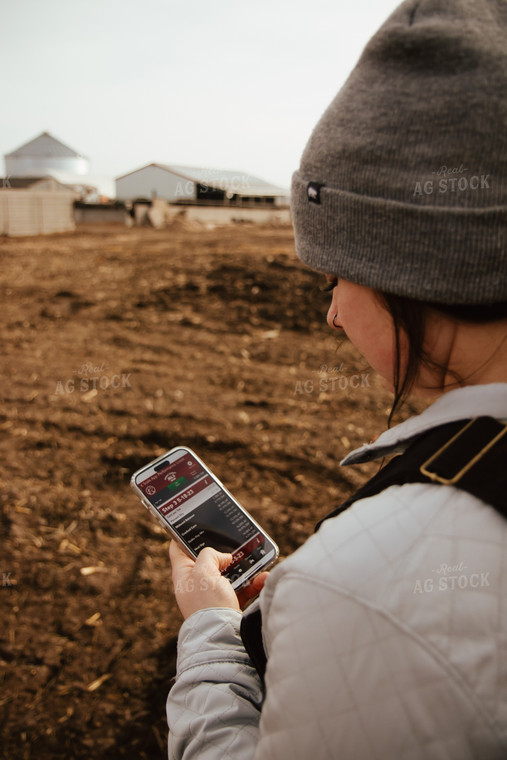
left=307, top=182, right=324, bottom=204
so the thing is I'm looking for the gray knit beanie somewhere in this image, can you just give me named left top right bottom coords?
left=291, top=0, right=507, bottom=304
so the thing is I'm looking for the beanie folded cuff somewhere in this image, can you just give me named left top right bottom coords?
left=291, top=172, right=507, bottom=305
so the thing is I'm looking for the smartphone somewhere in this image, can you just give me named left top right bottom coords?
left=130, top=447, right=279, bottom=590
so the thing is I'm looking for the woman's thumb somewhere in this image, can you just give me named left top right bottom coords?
left=197, top=546, right=233, bottom=573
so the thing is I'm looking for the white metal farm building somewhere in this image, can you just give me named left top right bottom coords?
left=116, top=163, right=289, bottom=206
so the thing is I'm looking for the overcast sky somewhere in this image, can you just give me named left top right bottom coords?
left=0, top=0, right=401, bottom=192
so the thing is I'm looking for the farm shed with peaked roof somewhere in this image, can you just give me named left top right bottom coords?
left=115, top=163, right=289, bottom=206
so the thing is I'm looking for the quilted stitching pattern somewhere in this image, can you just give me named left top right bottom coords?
left=168, top=609, right=263, bottom=759
left=257, top=483, right=507, bottom=758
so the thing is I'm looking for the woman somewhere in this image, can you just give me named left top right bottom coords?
left=167, top=0, right=507, bottom=757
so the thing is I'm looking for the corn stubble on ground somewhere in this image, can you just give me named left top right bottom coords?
left=0, top=223, right=424, bottom=758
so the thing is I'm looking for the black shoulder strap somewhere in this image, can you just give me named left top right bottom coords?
left=240, top=600, right=267, bottom=684
left=242, top=416, right=507, bottom=683
left=317, top=416, right=507, bottom=529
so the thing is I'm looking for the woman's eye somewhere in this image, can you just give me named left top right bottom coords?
left=321, top=277, right=338, bottom=292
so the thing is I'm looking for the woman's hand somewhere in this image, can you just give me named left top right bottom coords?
left=169, top=541, right=269, bottom=620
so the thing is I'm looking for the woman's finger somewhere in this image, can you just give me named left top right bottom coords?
left=237, top=571, right=270, bottom=608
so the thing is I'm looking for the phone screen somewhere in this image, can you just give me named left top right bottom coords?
left=133, top=449, right=277, bottom=586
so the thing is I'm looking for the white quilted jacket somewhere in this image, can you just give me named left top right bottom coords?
left=167, top=384, right=507, bottom=759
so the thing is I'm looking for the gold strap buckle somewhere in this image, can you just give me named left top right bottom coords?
left=420, top=417, right=507, bottom=486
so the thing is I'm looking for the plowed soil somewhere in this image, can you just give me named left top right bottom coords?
left=0, top=222, right=424, bottom=759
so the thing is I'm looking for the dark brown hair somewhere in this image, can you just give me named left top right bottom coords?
left=378, top=294, right=507, bottom=425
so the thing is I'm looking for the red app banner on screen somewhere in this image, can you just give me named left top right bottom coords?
left=138, top=454, right=203, bottom=499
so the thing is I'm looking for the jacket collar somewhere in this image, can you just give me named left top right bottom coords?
left=341, top=383, right=507, bottom=466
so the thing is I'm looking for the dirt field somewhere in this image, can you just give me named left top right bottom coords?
left=0, top=222, right=424, bottom=759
